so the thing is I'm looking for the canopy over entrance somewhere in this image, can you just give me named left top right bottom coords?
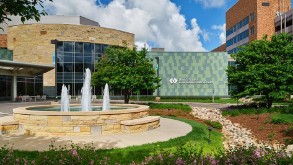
left=0, top=60, right=54, bottom=101
left=0, top=60, right=54, bottom=76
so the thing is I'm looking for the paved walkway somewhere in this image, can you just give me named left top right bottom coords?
left=0, top=101, right=51, bottom=116
left=0, top=117, right=192, bottom=151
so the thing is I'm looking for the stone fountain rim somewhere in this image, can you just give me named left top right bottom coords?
left=13, top=104, right=149, bottom=116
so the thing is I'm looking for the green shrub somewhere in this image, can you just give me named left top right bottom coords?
left=160, top=96, right=221, bottom=100
left=148, top=103, right=192, bottom=112
left=285, top=138, right=293, bottom=145
left=204, top=120, right=223, bottom=130
left=284, top=125, right=293, bottom=135
left=271, top=118, right=287, bottom=124
left=222, top=105, right=293, bottom=116
left=271, top=113, right=293, bottom=124
left=130, top=95, right=156, bottom=101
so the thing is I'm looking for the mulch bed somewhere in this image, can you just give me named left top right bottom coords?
left=226, top=113, right=292, bottom=144
left=150, top=109, right=293, bottom=145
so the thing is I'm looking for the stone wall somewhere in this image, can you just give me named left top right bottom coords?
left=0, top=124, right=19, bottom=135
left=13, top=110, right=154, bottom=136
left=7, top=24, right=134, bottom=87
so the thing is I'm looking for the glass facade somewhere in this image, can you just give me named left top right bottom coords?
left=0, top=76, right=11, bottom=101
left=0, top=75, right=42, bottom=101
left=56, top=41, right=108, bottom=96
left=0, top=48, right=13, bottom=61
left=17, top=75, right=43, bottom=96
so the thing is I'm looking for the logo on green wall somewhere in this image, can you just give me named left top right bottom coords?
left=169, top=78, right=212, bottom=84
left=169, top=78, right=178, bottom=84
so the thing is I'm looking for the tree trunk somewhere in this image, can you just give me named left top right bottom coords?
left=124, top=89, right=130, bottom=104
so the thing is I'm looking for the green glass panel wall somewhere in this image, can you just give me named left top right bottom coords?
left=147, top=52, right=229, bottom=96
left=0, top=48, right=13, bottom=61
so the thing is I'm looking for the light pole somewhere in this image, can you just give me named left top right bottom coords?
left=155, top=57, right=160, bottom=101
left=208, top=126, right=213, bottom=144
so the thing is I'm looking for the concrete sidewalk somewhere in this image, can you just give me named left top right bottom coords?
left=0, top=117, right=192, bottom=151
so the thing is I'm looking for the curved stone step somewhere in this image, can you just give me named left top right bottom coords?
left=121, top=116, right=160, bottom=125
left=121, top=116, right=160, bottom=133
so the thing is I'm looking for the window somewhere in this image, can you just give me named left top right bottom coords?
left=250, top=26, right=255, bottom=35
left=262, top=2, right=270, bottom=6
left=250, top=13, right=255, bottom=22
left=56, top=41, right=108, bottom=95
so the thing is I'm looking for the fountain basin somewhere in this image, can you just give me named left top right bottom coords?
left=13, top=104, right=160, bottom=136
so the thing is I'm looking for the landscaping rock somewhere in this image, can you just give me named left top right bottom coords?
left=192, top=107, right=262, bottom=150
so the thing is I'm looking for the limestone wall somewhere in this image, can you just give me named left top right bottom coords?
left=7, top=24, right=134, bottom=87
left=13, top=109, right=151, bottom=136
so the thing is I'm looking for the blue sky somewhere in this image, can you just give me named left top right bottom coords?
left=171, top=0, right=237, bottom=50
left=43, top=0, right=248, bottom=51
left=95, top=0, right=238, bottom=51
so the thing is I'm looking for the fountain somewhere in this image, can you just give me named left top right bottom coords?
left=12, top=69, right=160, bottom=136
left=102, top=83, right=110, bottom=111
left=60, top=84, right=70, bottom=112
left=81, top=68, right=92, bottom=111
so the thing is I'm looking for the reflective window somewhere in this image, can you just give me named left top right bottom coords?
left=16, top=75, right=43, bottom=96
left=56, top=41, right=108, bottom=95
left=64, top=42, right=74, bottom=52
left=75, top=42, right=83, bottom=53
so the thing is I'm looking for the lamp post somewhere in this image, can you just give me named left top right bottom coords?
left=208, top=126, right=213, bottom=144
left=155, top=57, right=160, bottom=101
left=212, top=82, right=215, bottom=103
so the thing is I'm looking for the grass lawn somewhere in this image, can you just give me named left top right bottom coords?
left=94, top=117, right=223, bottom=164
left=148, top=103, right=192, bottom=112
left=156, top=98, right=239, bottom=104
left=271, top=113, right=293, bottom=124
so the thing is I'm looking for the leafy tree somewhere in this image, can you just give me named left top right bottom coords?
left=92, top=46, right=161, bottom=103
left=227, top=33, right=293, bottom=108
left=0, top=0, right=52, bottom=24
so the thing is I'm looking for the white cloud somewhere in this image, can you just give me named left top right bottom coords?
left=212, top=23, right=226, bottom=44
left=195, top=0, right=226, bottom=8
left=201, top=29, right=210, bottom=42
left=43, top=0, right=206, bottom=51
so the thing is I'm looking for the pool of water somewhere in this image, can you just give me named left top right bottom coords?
left=27, top=106, right=134, bottom=111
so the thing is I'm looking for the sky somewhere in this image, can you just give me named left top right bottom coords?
left=42, top=0, right=239, bottom=52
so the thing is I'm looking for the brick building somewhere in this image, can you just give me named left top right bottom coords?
left=275, top=8, right=293, bottom=34
left=226, top=0, right=291, bottom=54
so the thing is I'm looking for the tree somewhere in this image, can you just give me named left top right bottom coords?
left=91, top=46, right=161, bottom=103
left=227, top=33, right=293, bottom=108
left=0, top=0, right=52, bottom=24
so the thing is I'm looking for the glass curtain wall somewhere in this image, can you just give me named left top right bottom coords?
left=17, top=75, right=43, bottom=96
left=56, top=41, right=108, bottom=96
left=0, top=75, right=12, bottom=101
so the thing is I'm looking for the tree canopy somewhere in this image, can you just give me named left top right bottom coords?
left=91, top=46, right=161, bottom=103
left=0, top=0, right=52, bottom=24
left=227, top=33, right=293, bottom=107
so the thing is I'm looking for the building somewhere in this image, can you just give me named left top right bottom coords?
left=0, top=15, right=134, bottom=101
left=226, top=0, right=291, bottom=54
left=275, top=8, right=293, bottom=34
left=211, top=43, right=226, bottom=52
left=147, top=51, right=229, bottom=97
